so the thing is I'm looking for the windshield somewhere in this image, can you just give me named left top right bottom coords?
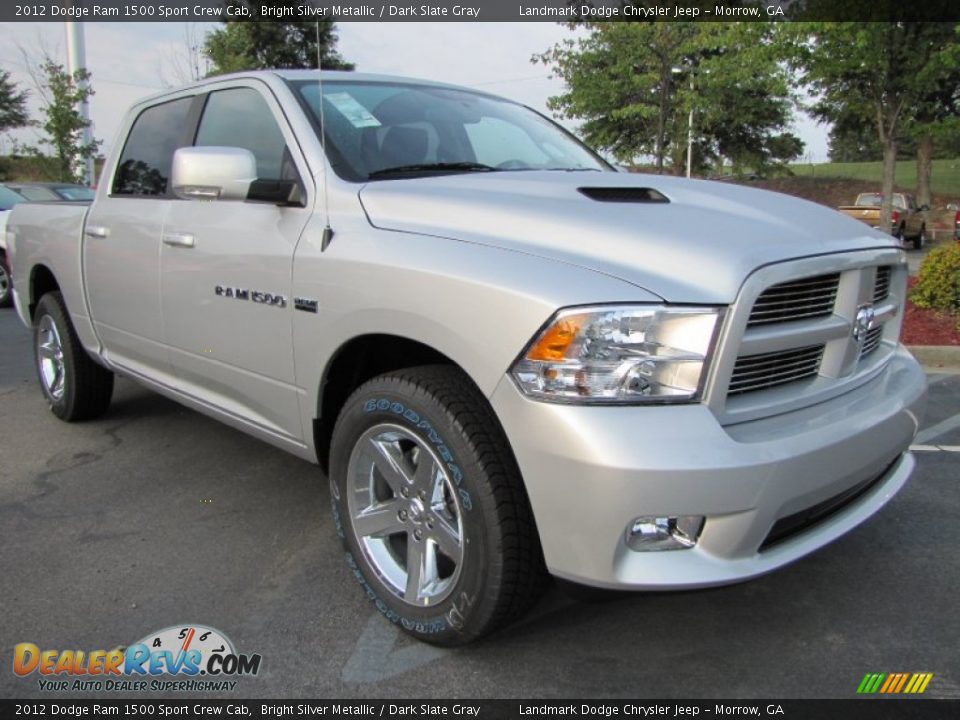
left=0, top=185, right=25, bottom=211
left=289, top=80, right=611, bottom=181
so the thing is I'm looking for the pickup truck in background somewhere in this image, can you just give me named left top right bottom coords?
left=8, top=71, right=927, bottom=646
left=837, top=192, right=929, bottom=249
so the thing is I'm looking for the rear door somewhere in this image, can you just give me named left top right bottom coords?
left=83, top=96, right=197, bottom=382
left=159, top=81, right=313, bottom=442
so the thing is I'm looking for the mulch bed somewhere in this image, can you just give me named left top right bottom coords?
left=902, top=277, right=960, bottom=346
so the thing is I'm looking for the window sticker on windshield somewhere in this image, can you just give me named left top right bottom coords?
left=326, top=92, right=381, bottom=128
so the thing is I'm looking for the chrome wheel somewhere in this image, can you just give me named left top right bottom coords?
left=346, top=423, right=465, bottom=607
left=37, top=314, right=66, bottom=401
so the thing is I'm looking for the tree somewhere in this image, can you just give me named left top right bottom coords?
left=535, top=22, right=801, bottom=176
left=688, top=23, right=803, bottom=175
left=785, top=22, right=957, bottom=229
left=535, top=23, right=694, bottom=172
left=19, top=60, right=100, bottom=184
left=910, top=59, right=960, bottom=207
left=0, top=70, right=29, bottom=134
left=204, top=4, right=353, bottom=75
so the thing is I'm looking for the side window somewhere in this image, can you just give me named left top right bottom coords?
left=195, top=88, right=290, bottom=182
left=112, top=97, right=193, bottom=197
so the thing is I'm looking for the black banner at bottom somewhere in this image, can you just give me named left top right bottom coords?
left=1, top=700, right=958, bottom=720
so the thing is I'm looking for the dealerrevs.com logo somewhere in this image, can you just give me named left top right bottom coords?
left=13, top=624, right=262, bottom=692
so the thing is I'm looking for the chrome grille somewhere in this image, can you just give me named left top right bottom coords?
left=747, top=273, right=840, bottom=327
left=860, top=326, right=884, bottom=358
left=728, top=345, right=825, bottom=396
left=873, top=266, right=892, bottom=303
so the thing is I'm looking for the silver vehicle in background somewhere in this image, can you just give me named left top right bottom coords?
left=7, top=72, right=927, bottom=646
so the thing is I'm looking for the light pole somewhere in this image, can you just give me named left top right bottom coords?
left=672, top=64, right=696, bottom=178
left=64, top=21, right=93, bottom=186
left=686, top=75, right=693, bottom=179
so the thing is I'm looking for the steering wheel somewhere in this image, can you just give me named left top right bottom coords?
left=496, top=159, right=529, bottom=170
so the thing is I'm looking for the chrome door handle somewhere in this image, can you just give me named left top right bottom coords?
left=85, top=225, right=109, bottom=238
left=162, top=232, right=195, bottom=248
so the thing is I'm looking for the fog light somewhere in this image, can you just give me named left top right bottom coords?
left=626, top=516, right=704, bottom=551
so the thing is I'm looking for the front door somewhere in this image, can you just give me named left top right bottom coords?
left=160, top=82, right=313, bottom=442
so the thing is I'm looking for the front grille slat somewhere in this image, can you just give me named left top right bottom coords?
left=860, top=326, right=884, bottom=358
left=747, top=273, right=840, bottom=327
left=728, top=345, right=824, bottom=396
left=873, top=266, right=892, bottom=303
left=730, top=357, right=824, bottom=381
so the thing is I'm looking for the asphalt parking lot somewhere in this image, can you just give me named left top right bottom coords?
left=1, top=307, right=958, bottom=700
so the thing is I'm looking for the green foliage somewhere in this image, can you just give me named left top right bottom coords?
left=789, top=157, right=960, bottom=196
left=911, top=243, right=960, bottom=313
left=534, top=22, right=801, bottom=175
left=781, top=22, right=959, bottom=226
left=17, top=62, right=101, bottom=185
left=204, top=7, right=353, bottom=75
left=0, top=70, right=29, bottom=133
left=0, top=154, right=64, bottom=182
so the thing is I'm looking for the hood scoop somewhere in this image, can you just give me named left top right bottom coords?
left=578, top=186, right=669, bottom=203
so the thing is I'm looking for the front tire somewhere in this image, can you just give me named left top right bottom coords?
left=33, top=292, right=114, bottom=421
left=329, top=365, right=547, bottom=646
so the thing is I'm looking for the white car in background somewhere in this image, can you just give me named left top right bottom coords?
left=0, top=184, right=26, bottom=308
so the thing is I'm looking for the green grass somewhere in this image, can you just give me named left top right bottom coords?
left=788, top=158, right=960, bottom=197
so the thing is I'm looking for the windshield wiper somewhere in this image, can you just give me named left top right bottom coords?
left=367, top=162, right=498, bottom=179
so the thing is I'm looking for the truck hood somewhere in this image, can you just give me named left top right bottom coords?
left=358, top=171, right=897, bottom=304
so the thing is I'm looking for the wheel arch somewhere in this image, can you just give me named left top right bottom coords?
left=314, top=333, right=477, bottom=474
left=29, top=264, right=60, bottom=321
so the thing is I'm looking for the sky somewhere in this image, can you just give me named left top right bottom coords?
left=0, top=21, right=829, bottom=162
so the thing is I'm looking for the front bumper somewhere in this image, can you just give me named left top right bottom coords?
left=491, top=345, right=927, bottom=589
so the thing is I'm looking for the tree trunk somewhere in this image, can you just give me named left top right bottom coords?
left=879, top=138, right=897, bottom=233
left=916, top=133, right=933, bottom=208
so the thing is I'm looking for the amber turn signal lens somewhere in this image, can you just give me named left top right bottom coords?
left=526, top=314, right=587, bottom=361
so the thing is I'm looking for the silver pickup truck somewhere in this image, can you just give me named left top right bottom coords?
left=8, top=71, right=927, bottom=646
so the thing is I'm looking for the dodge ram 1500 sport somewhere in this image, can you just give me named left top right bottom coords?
left=8, top=71, right=928, bottom=646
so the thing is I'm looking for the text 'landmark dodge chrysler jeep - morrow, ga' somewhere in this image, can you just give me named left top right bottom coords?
left=8, top=72, right=927, bottom=645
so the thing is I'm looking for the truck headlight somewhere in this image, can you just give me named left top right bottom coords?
left=510, top=305, right=723, bottom=404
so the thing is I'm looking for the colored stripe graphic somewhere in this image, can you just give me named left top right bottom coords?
left=857, top=673, right=885, bottom=694
left=857, top=673, right=933, bottom=694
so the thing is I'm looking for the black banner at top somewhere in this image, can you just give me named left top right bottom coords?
left=3, top=0, right=960, bottom=23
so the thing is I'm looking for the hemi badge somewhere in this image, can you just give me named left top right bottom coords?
left=294, top=297, right=319, bottom=313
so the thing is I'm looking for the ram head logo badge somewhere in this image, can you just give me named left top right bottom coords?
left=853, top=304, right=876, bottom=342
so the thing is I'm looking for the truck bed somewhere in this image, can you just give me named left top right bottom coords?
left=8, top=201, right=91, bottom=328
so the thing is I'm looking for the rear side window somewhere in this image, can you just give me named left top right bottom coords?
left=112, top=97, right=193, bottom=197
left=194, top=88, right=289, bottom=181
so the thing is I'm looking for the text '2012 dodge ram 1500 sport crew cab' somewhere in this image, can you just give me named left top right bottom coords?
left=8, top=71, right=927, bottom=646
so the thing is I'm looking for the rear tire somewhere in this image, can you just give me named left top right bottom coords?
left=913, top=226, right=926, bottom=250
left=33, top=292, right=114, bottom=421
left=329, top=365, right=547, bottom=646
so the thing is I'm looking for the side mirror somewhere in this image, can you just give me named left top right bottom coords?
left=171, top=146, right=256, bottom=201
